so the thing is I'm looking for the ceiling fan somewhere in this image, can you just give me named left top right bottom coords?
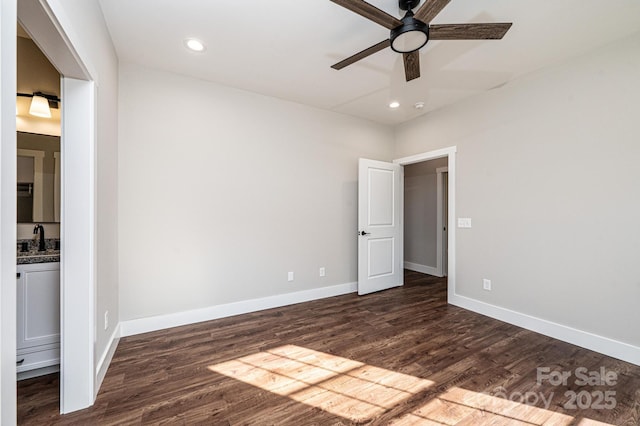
left=330, top=0, right=512, bottom=82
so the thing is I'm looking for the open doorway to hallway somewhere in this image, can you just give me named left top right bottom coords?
left=404, top=157, right=448, bottom=279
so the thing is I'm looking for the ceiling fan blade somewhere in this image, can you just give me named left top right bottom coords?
left=403, top=51, right=420, bottom=81
left=331, top=39, right=391, bottom=70
left=414, top=0, right=451, bottom=23
left=330, top=0, right=402, bottom=29
left=429, top=23, right=513, bottom=40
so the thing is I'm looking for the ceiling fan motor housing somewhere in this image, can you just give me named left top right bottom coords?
left=390, top=12, right=429, bottom=53
left=399, top=0, right=421, bottom=11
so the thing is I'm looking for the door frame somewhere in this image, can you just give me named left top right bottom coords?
left=436, top=166, right=448, bottom=277
left=1, top=3, right=18, bottom=423
left=1, top=0, right=98, bottom=420
left=394, top=146, right=456, bottom=303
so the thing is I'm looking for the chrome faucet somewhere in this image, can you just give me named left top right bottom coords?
left=33, top=224, right=46, bottom=251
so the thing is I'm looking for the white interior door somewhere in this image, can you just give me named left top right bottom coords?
left=358, top=158, right=403, bottom=295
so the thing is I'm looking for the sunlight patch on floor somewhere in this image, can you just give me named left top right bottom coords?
left=208, top=344, right=434, bottom=422
left=208, top=345, right=619, bottom=425
left=389, top=386, right=577, bottom=425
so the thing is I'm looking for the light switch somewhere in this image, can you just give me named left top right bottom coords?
left=458, top=218, right=472, bottom=228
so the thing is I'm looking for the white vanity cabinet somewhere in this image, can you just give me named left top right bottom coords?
left=16, top=262, right=60, bottom=377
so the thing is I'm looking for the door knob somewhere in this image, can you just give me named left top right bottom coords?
left=359, top=230, right=371, bottom=236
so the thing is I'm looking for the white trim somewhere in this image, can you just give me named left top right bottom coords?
left=54, top=152, right=60, bottom=222
left=399, top=166, right=404, bottom=285
left=449, top=294, right=640, bottom=366
left=95, top=323, right=120, bottom=396
left=18, top=0, right=95, bottom=81
left=120, top=282, right=358, bottom=338
left=0, top=2, right=18, bottom=423
left=394, top=147, right=453, bottom=166
left=17, top=365, right=59, bottom=381
left=59, top=77, right=96, bottom=413
left=394, top=146, right=457, bottom=304
left=436, top=167, right=448, bottom=277
left=17, top=148, right=45, bottom=157
left=404, top=261, right=440, bottom=277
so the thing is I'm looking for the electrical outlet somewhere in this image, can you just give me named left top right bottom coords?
left=319, top=267, right=326, bottom=277
left=104, top=310, right=109, bottom=330
left=288, top=271, right=294, bottom=282
left=483, top=279, right=492, bottom=291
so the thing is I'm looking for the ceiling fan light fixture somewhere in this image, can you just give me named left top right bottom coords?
left=390, top=13, right=429, bottom=53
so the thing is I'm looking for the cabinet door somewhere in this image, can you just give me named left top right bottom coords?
left=17, top=266, right=60, bottom=350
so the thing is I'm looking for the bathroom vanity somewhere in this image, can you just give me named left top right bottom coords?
left=16, top=254, right=60, bottom=379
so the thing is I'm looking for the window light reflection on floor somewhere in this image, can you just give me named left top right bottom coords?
left=208, top=345, right=604, bottom=425
left=389, top=386, right=576, bottom=425
left=208, top=344, right=434, bottom=422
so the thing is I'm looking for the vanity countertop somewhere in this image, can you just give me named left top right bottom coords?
left=17, top=250, right=60, bottom=265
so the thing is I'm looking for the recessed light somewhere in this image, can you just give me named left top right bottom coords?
left=184, top=38, right=205, bottom=52
left=389, top=101, right=400, bottom=109
left=414, top=101, right=425, bottom=109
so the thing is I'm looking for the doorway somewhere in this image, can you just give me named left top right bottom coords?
left=403, top=158, right=448, bottom=278
left=0, top=0, right=99, bottom=419
left=356, top=147, right=457, bottom=300
left=15, top=26, right=63, bottom=388
left=394, top=147, right=457, bottom=303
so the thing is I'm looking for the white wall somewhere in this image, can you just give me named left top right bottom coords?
left=404, top=158, right=447, bottom=272
left=394, top=33, right=640, bottom=349
left=118, top=63, right=393, bottom=322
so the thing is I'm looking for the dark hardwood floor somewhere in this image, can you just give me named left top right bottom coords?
left=18, top=271, right=640, bottom=425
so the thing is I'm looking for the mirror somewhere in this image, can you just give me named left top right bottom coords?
left=17, top=131, right=60, bottom=223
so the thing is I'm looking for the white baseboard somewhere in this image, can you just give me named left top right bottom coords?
left=117, top=278, right=639, bottom=367
left=17, top=365, right=59, bottom=381
left=120, top=282, right=358, bottom=338
left=449, top=293, right=640, bottom=367
left=95, top=322, right=121, bottom=396
left=404, top=261, right=441, bottom=277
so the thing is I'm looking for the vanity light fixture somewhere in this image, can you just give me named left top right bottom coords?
left=184, top=38, right=206, bottom=52
left=29, top=95, right=51, bottom=118
left=17, top=92, right=60, bottom=118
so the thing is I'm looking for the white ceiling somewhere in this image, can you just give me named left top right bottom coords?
left=98, top=0, right=640, bottom=125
